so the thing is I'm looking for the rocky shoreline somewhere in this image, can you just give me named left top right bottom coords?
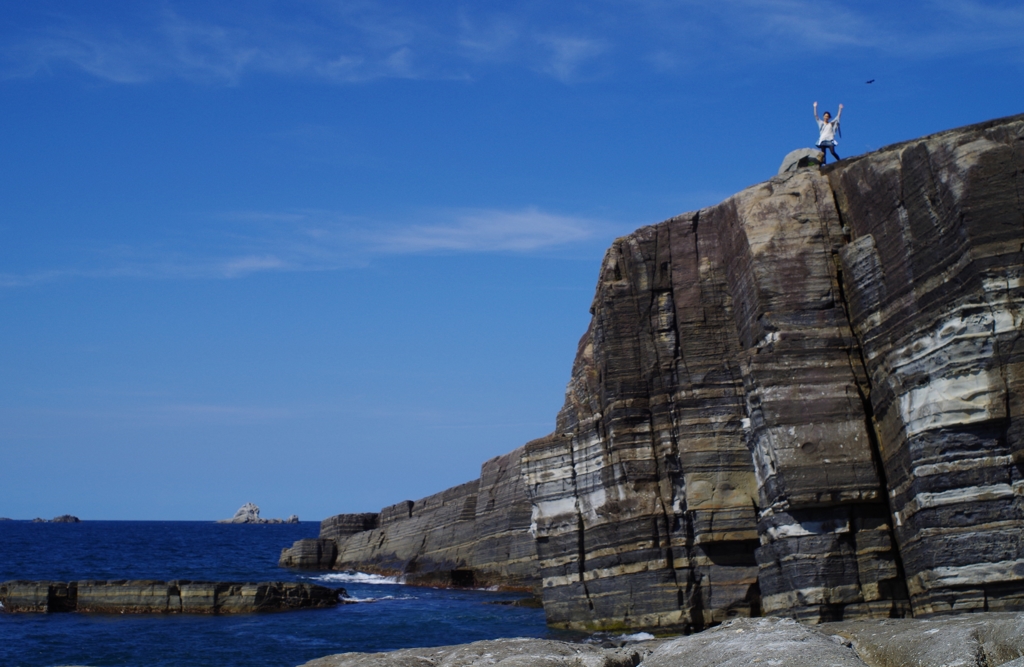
left=302, top=614, right=1024, bottom=667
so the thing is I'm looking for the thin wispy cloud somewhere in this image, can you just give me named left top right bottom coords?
left=0, top=207, right=612, bottom=287
left=3, top=2, right=1019, bottom=86
left=534, top=35, right=608, bottom=83
left=370, top=208, right=600, bottom=253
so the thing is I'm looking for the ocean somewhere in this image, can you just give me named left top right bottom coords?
left=0, top=521, right=559, bottom=667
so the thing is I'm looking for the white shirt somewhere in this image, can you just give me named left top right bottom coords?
left=817, top=118, right=839, bottom=145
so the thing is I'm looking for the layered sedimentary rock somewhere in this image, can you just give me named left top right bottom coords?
left=287, top=113, right=1024, bottom=632
left=0, top=580, right=344, bottom=613
left=522, top=113, right=1024, bottom=631
left=828, top=122, right=1024, bottom=616
left=281, top=448, right=538, bottom=589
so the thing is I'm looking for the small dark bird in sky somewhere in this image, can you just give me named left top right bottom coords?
left=866, top=79, right=875, bottom=84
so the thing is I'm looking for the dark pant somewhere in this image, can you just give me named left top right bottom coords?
left=818, top=142, right=840, bottom=163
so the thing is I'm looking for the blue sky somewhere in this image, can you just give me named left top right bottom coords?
left=2, top=1, right=1022, bottom=520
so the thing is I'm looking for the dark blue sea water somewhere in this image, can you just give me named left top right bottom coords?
left=0, top=521, right=559, bottom=667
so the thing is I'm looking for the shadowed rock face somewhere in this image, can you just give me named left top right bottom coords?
left=0, top=580, right=344, bottom=613
left=283, top=113, right=1024, bottom=632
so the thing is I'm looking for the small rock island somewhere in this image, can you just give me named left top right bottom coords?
left=218, top=502, right=298, bottom=524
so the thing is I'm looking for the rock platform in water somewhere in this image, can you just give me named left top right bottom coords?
left=0, top=580, right=346, bottom=614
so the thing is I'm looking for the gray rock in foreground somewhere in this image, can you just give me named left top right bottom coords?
left=825, top=613, right=1024, bottom=667
left=643, top=618, right=867, bottom=667
left=298, top=614, right=1024, bottom=667
left=300, top=637, right=657, bottom=667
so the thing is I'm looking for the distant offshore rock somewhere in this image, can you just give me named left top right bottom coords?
left=217, top=502, right=298, bottom=524
left=28, top=515, right=81, bottom=523
left=0, top=580, right=346, bottom=614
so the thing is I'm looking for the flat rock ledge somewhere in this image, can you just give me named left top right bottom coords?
left=301, top=614, right=1024, bottom=667
left=0, top=580, right=347, bottom=614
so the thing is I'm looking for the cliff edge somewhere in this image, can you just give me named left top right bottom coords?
left=283, top=112, right=1024, bottom=632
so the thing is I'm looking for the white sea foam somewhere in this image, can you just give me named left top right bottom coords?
left=310, top=571, right=405, bottom=585
left=342, top=594, right=417, bottom=603
left=582, top=631, right=657, bottom=646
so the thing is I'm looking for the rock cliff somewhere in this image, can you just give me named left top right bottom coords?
left=283, top=113, right=1024, bottom=632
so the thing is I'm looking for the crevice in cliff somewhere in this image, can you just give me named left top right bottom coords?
left=564, top=427, right=595, bottom=612
left=651, top=222, right=696, bottom=627
left=827, top=177, right=911, bottom=612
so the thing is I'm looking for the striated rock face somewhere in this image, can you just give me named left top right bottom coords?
left=521, top=113, right=1024, bottom=631
left=0, top=580, right=345, bottom=613
left=285, top=113, right=1024, bottom=632
left=827, top=121, right=1024, bottom=616
left=281, top=448, right=538, bottom=589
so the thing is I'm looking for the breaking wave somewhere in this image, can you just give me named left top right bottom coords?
left=309, top=571, right=405, bottom=585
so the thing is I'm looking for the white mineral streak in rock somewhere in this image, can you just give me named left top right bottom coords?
left=908, top=558, right=1024, bottom=595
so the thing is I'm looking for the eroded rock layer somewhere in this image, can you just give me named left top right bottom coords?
left=281, top=448, right=539, bottom=590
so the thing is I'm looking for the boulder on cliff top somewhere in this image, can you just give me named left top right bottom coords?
left=778, top=147, right=823, bottom=173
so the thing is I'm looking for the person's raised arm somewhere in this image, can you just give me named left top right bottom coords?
left=814, top=101, right=820, bottom=121
left=835, top=103, right=844, bottom=122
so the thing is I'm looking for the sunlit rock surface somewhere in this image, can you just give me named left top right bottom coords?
left=284, top=113, right=1024, bottom=632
